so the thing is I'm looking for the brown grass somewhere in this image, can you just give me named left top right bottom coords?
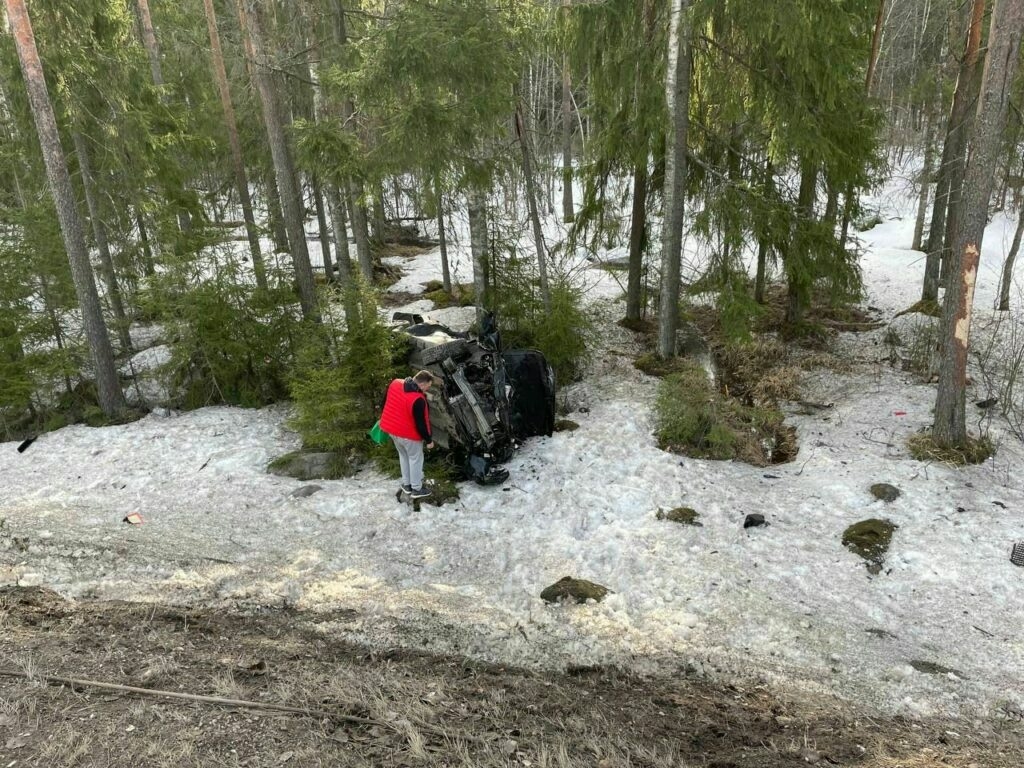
left=907, top=433, right=996, bottom=465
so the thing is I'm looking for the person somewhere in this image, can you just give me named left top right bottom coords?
left=379, top=370, right=436, bottom=499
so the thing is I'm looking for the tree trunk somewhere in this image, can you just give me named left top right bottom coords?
left=7, top=0, right=126, bottom=417
left=136, top=0, right=192, bottom=234
left=135, top=210, right=155, bottom=276
left=264, top=167, right=289, bottom=252
left=330, top=0, right=372, bottom=281
left=435, top=178, right=452, bottom=294
left=625, top=159, right=649, bottom=322
left=135, top=0, right=164, bottom=88
left=202, top=0, right=266, bottom=289
left=755, top=159, right=775, bottom=305
left=312, top=177, right=334, bottom=281
left=371, top=185, right=386, bottom=246
left=561, top=0, right=574, bottom=225
left=785, top=161, right=819, bottom=327
left=912, top=107, right=937, bottom=252
left=347, top=184, right=373, bottom=281
left=325, top=184, right=352, bottom=287
left=657, top=0, right=692, bottom=359
left=234, top=0, right=319, bottom=322
left=467, top=188, right=489, bottom=325
left=933, top=0, right=1024, bottom=447
left=72, top=132, right=132, bottom=353
left=865, top=0, right=887, bottom=96
left=922, top=0, right=986, bottom=302
left=515, top=98, right=552, bottom=313
left=997, top=210, right=1024, bottom=310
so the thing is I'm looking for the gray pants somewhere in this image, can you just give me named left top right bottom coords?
left=392, top=435, right=424, bottom=489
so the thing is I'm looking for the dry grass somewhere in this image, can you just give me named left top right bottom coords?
left=1, top=589, right=1021, bottom=767
left=907, top=433, right=996, bottom=465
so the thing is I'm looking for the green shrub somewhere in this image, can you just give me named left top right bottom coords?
left=290, top=276, right=404, bottom=454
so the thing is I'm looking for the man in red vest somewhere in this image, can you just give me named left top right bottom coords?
left=379, top=370, right=436, bottom=498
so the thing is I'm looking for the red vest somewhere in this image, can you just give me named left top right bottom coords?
left=380, top=378, right=429, bottom=441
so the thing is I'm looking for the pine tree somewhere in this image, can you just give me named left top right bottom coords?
left=6, top=0, right=126, bottom=417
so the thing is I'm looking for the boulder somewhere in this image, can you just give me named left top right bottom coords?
left=554, top=419, right=580, bottom=432
left=540, top=577, right=610, bottom=604
left=291, top=485, right=323, bottom=498
left=743, top=513, right=768, bottom=529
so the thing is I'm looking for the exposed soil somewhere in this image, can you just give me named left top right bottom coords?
left=2, top=588, right=1021, bottom=767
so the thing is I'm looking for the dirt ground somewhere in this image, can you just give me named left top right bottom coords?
left=1, top=588, right=1021, bottom=768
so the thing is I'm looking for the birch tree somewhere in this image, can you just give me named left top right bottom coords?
left=657, top=0, right=691, bottom=359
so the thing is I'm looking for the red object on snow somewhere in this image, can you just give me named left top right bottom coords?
left=893, top=411, right=907, bottom=416
left=123, top=512, right=144, bottom=525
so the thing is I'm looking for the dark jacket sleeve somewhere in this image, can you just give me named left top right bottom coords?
left=412, top=398, right=431, bottom=442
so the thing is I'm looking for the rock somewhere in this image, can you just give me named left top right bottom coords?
left=842, top=518, right=897, bottom=565
left=267, top=451, right=356, bottom=481
left=743, top=513, right=767, bottom=529
left=870, top=483, right=901, bottom=502
left=291, top=485, right=323, bottom=498
left=554, top=419, right=580, bottom=432
left=656, top=507, right=702, bottom=526
left=540, top=576, right=610, bottom=604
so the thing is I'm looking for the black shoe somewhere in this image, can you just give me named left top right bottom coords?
left=409, top=486, right=431, bottom=499
left=401, top=484, right=413, bottom=494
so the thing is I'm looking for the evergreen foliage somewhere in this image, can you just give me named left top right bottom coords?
left=289, top=276, right=404, bottom=453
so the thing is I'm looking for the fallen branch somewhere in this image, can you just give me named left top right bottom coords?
left=0, top=669, right=487, bottom=744
left=0, top=668, right=376, bottom=725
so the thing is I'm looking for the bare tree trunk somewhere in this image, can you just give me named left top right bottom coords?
left=435, top=178, right=451, bottom=294
left=331, top=0, right=373, bottom=281
left=312, top=177, right=334, bottom=280
left=72, top=132, right=132, bottom=353
left=467, top=188, right=489, bottom=324
left=625, top=160, right=649, bottom=322
left=785, top=162, right=819, bottom=327
left=865, top=0, right=887, bottom=96
left=997, top=211, right=1024, bottom=310
left=371, top=185, right=386, bottom=246
left=325, top=185, right=352, bottom=286
left=657, top=0, right=692, bottom=359
left=515, top=98, right=552, bottom=313
left=234, top=0, right=319, bottom=322
left=922, top=0, right=986, bottom=302
left=755, top=160, right=774, bottom=305
left=135, top=210, right=155, bottom=276
left=912, top=107, right=937, bottom=252
left=202, top=0, right=266, bottom=289
left=347, top=185, right=373, bottom=281
left=561, top=0, right=574, bottom=225
left=135, top=0, right=164, bottom=88
left=264, top=167, right=288, bottom=252
left=933, top=0, right=1024, bottom=447
left=7, top=0, right=126, bottom=416
left=135, top=0, right=192, bottom=234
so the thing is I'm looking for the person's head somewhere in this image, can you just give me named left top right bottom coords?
left=413, top=370, right=435, bottom=392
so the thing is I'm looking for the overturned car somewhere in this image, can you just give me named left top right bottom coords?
left=393, top=311, right=556, bottom=484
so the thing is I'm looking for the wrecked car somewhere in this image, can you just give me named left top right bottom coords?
left=392, top=311, right=556, bottom=484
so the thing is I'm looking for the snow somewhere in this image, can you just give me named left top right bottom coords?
left=3, top=171, right=1024, bottom=723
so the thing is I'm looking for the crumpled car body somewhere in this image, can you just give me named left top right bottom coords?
left=393, top=312, right=555, bottom=484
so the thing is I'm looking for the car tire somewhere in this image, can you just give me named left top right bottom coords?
left=418, top=339, right=471, bottom=365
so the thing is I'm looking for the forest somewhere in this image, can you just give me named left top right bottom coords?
left=1, top=0, right=1022, bottom=459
